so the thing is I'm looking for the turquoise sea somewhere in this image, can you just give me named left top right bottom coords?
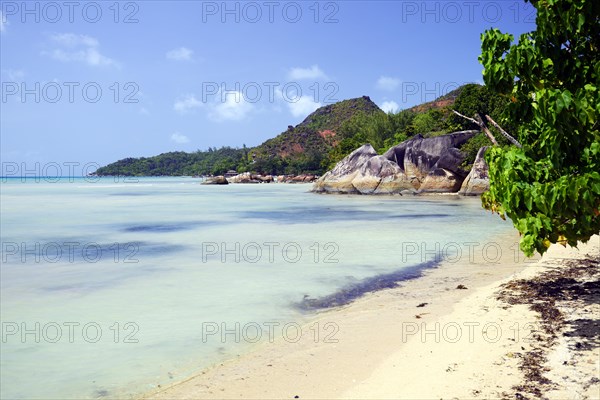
left=0, top=177, right=514, bottom=399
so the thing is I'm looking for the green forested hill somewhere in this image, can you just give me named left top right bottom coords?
left=95, top=84, right=508, bottom=176
left=250, top=96, right=384, bottom=174
left=94, top=148, right=249, bottom=177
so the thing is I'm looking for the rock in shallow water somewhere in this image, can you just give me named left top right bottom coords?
left=202, top=176, right=229, bottom=185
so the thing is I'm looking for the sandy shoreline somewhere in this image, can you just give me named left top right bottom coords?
left=142, top=232, right=599, bottom=400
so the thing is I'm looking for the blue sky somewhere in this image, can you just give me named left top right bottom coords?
left=0, top=1, right=536, bottom=171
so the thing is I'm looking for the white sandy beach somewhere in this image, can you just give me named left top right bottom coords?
left=144, top=232, right=599, bottom=400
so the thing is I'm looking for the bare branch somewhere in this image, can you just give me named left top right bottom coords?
left=452, top=109, right=500, bottom=146
left=449, top=130, right=481, bottom=135
left=476, top=114, right=500, bottom=146
left=485, top=114, right=522, bottom=148
left=452, top=110, right=479, bottom=125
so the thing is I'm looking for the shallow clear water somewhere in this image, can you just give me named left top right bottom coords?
left=0, top=177, right=513, bottom=399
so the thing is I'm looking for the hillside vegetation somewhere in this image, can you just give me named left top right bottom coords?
left=95, top=84, right=510, bottom=177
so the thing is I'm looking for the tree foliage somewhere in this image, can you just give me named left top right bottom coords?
left=95, top=147, right=251, bottom=176
left=479, top=0, right=600, bottom=255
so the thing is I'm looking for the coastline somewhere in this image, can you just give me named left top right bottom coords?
left=141, top=231, right=600, bottom=399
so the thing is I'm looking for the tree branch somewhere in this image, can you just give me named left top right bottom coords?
left=452, top=110, right=499, bottom=146
left=475, top=114, right=500, bottom=146
left=485, top=114, right=522, bottom=148
left=449, top=130, right=481, bottom=135
left=452, top=110, right=479, bottom=125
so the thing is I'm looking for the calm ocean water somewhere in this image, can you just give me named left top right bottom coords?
left=0, top=177, right=513, bottom=399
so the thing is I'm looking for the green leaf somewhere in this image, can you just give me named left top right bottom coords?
left=479, top=0, right=600, bottom=256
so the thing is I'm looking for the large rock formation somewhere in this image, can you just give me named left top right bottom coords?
left=459, top=146, right=490, bottom=195
left=383, top=131, right=477, bottom=186
left=313, top=132, right=484, bottom=195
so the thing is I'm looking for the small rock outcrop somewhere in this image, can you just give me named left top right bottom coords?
left=259, top=175, right=274, bottom=183
left=226, top=173, right=316, bottom=184
left=202, top=176, right=229, bottom=185
left=226, top=173, right=275, bottom=183
left=459, top=146, right=490, bottom=195
left=288, top=175, right=317, bottom=183
left=227, top=172, right=259, bottom=183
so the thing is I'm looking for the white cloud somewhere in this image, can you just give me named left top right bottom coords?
left=288, top=96, right=322, bottom=118
left=376, top=76, right=401, bottom=91
left=43, top=33, right=118, bottom=67
left=288, top=65, right=328, bottom=81
left=2, top=69, right=25, bottom=80
left=273, top=87, right=321, bottom=118
left=1, top=11, right=8, bottom=33
left=166, top=47, right=193, bottom=61
left=170, top=132, right=190, bottom=144
left=86, top=47, right=116, bottom=66
left=51, top=33, right=98, bottom=47
left=209, top=91, right=253, bottom=121
left=173, top=91, right=254, bottom=121
left=380, top=101, right=399, bottom=114
left=173, top=94, right=203, bottom=114
left=48, top=48, right=117, bottom=67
